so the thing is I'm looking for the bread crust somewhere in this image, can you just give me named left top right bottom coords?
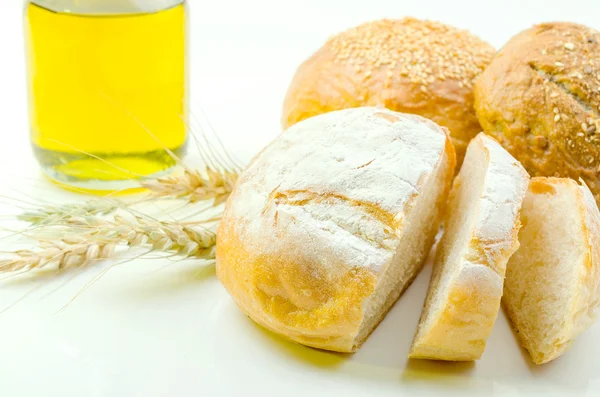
left=474, top=22, right=600, bottom=205
left=410, top=133, right=529, bottom=361
left=217, top=107, right=455, bottom=352
left=282, top=18, right=495, bottom=166
left=502, top=178, right=600, bottom=364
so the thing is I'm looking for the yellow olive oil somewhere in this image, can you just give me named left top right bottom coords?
left=25, top=1, right=187, bottom=190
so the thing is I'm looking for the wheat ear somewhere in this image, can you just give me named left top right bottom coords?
left=18, top=200, right=118, bottom=226
left=0, top=215, right=216, bottom=273
left=141, top=167, right=238, bottom=205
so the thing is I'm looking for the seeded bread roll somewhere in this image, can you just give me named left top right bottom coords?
left=217, top=107, right=456, bottom=352
left=282, top=18, right=495, bottom=166
left=475, top=22, right=600, bottom=205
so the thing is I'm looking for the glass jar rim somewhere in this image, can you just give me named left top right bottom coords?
left=27, top=0, right=185, bottom=15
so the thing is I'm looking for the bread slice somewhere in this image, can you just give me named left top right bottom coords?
left=217, top=107, right=456, bottom=352
left=409, top=133, right=529, bottom=361
left=503, top=177, right=600, bottom=364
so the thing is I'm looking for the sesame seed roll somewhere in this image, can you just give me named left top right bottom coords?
left=282, top=18, right=495, bottom=166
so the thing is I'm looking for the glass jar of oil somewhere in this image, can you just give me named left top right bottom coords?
left=24, top=0, right=188, bottom=191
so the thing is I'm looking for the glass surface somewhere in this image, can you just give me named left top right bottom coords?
left=29, top=0, right=185, bottom=14
left=25, top=0, right=188, bottom=191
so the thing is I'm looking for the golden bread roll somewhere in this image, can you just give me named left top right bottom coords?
left=410, top=133, right=529, bottom=361
left=282, top=18, right=495, bottom=166
left=474, top=22, right=600, bottom=204
left=217, top=107, right=456, bottom=352
left=503, top=177, right=600, bottom=365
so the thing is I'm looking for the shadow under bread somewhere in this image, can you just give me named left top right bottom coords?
left=402, top=358, right=475, bottom=383
left=248, top=321, right=346, bottom=370
left=500, top=303, right=600, bottom=391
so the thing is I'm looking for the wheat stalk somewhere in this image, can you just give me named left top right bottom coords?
left=3, top=166, right=233, bottom=273
left=3, top=111, right=241, bottom=273
left=0, top=239, right=118, bottom=272
left=18, top=200, right=118, bottom=226
left=0, top=214, right=216, bottom=273
left=141, top=166, right=237, bottom=205
left=15, top=166, right=238, bottom=229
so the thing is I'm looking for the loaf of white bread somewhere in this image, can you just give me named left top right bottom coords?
left=216, top=107, right=456, bottom=352
left=503, top=178, right=600, bottom=364
left=217, top=106, right=600, bottom=362
left=410, top=133, right=529, bottom=361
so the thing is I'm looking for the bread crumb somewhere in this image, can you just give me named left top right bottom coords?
left=533, top=136, right=548, bottom=148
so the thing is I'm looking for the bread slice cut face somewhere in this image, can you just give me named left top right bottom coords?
left=409, top=133, right=529, bottom=361
left=217, top=107, right=456, bottom=352
left=503, top=177, right=600, bottom=364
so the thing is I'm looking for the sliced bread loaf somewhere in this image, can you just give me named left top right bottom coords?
left=409, top=133, right=529, bottom=361
left=217, top=107, right=456, bottom=352
left=503, top=177, right=600, bottom=364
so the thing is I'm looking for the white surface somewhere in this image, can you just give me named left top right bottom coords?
left=1, top=1, right=600, bottom=396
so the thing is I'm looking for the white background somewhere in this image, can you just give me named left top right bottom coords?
left=1, top=1, right=600, bottom=396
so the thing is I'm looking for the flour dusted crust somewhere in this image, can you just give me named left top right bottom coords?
left=217, top=107, right=455, bottom=352
left=410, top=133, right=529, bottom=361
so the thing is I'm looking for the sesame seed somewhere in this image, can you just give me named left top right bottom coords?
left=553, top=107, right=559, bottom=114
left=550, top=92, right=559, bottom=98
left=577, top=132, right=585, bottom=137
left=555, top=62, right=565, bottom=67
left=582, top=122, right=588, bottom=131
left=565, top=42, right=575, bottom=50
left=555, top=114, right=561, bottom=122
left=327, top=18, right=494, bottom=89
